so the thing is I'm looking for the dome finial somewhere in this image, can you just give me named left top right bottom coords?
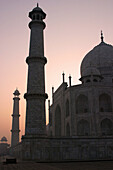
left=37, top=3, right=39, bottom=7
left=101, top=30, right=104, bottom=42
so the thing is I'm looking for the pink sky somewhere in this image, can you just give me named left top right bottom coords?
left=1, top=0, right=113, bottom=144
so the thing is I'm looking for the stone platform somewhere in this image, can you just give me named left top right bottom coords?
left=22, top=136, right=113, bottom=161
left=1, top=160, right=113, bottom=170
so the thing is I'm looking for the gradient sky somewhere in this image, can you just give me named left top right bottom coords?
left=1, top=0, right=113, bottom=144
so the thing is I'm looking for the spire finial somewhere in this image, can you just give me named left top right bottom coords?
left=37, top=3, right=39, bottom=7
left=62, top=72, right=65, bottom=83
left=101, top=30, right=104, bottom=42
left=69, top=74, right=72, bottom=87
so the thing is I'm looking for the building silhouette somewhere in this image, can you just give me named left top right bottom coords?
left=10, top=4, right=113, bottom=162
left=49, top=31, right=113, bottom=138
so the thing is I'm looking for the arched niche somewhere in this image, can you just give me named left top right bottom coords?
left=101, top=118, right=113, bottom=136
left=55, top=105, right=61, bottom=136
left=99, top=93, right=112, bottom=112
left=66, top=99, right=69, bottom=117
left=77, top=119, right=90, bottom=136
left=76, top=94, right=89, bottom=114
left=32, top=14, right=35, bottom=20
left=66, top=123, right=70, bottom=136
left=49, top=111, right=52, bottom=126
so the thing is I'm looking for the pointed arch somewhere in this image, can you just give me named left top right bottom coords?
left=66, top=99, right=69, bottom=117
left=76, top=94, right=89, bottom=113
left=101, top=118, right=113, bottom=136
left=55, top=105, right=61, bottom=136
left=77, top=119, right=90, bottom=136
left=99, top=93, right=112, bottom=112
left=66, top=123, right=70, bottom=136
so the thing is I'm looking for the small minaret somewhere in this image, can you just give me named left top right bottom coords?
left=69, top=75, right=72, bottom=87
left=62, top=72, right=65, bottom=83
left=11, top=89, right=20, bottom=147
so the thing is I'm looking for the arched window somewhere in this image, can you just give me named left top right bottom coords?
left=99, top=94, right=112, bottom=112
left=55, top=105, right=61, bottom=136
left=76, top=95, right=89, bottom=113
left=37, top=15, right=39, bottom=20
left=66, top=99, right=69, bottom=117
left=77, top=120, right=90, bottom=136
left=101, top=118, right=113, bottom=136
left=32, top=15, right=35, bottom=20
left=66, top=123, right=70, bottom=136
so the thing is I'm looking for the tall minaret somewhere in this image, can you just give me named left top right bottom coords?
left=11, top=89, right=20, bottom=147
left=24, top=3, right=48, bottom=136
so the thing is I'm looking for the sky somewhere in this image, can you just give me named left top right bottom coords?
left=1, top=0, right=113, bottom=144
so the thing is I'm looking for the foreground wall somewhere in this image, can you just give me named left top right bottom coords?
left=22, top=136, right=113, bottom=162
left=9, top=142, right=22, bottom=159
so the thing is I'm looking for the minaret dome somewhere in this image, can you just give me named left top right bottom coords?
left=13, top=89, right=20, bottom=97
left=29, top=3, right=46, bottom=21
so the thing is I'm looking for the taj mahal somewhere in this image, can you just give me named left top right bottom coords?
left=3, top=3, right=113, bottom=161
left=49, top=31, right=113, bottom=138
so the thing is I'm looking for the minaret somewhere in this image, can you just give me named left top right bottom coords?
left=24, top=3, right=48, bottom=136
left=11, top=89, right=20, bottom=147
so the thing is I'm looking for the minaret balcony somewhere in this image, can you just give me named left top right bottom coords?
left=26, top=56, right=47, bottom=64
left=29, top=20, right=46, bottom=29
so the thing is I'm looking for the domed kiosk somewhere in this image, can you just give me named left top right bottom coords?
left=0, top=136, right=10, bottom=156
left=1, top=136, right=8, bottom=142
left=7, top=4, right=113, bottom=162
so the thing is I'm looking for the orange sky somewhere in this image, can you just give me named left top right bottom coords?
left=1, top=0, right=113, bottom=144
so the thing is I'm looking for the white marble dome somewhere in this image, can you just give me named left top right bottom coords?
left=81, top=41, right=113, bottom=77
left=29, top=3, right=46, bottom=20
left=82, top=67, right=101, bottom=77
